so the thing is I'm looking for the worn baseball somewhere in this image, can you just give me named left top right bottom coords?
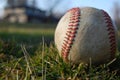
left=55, top=7, right=117, bottom=64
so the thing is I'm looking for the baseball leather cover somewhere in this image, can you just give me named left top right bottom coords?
left=55, top=7, right=117, bottom=64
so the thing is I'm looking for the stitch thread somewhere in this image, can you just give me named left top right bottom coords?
left=102, top=10, right=116, bottom=60
left=61, top=8, right=80, bottom=62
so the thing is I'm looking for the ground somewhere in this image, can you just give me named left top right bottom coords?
left=0, top=22, right=120, bottom=80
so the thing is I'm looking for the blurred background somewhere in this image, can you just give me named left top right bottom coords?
left=0, top=0, right=120, bottom=23
left=0, top=0, right=119, bottom=56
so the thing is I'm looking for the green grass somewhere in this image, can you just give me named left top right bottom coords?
left=0, top=44, right=120, bottom=80
left=0, top=22, right=120, bottom=80
left=0, top=22, right=55, bottom=45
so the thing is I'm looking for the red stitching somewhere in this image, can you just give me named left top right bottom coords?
left=65, top=36, right=74, bottom=41
left=69, top=19, right=79, bottom=22
left=69, top=23, right=79, bottom=26
left=102, top=10, right=116, bottom=60
left=61, top=7, right=80, bottom=61
left=68, top=27, right=78, bottom=30
left=66, top=32, right=76, bottom=38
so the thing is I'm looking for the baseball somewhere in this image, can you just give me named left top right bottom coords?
left=55, top=7, right=117, bottom=64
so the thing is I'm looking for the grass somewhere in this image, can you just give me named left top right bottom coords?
left=0, top=22, right=120, bottom=80
left=0, top=43, right=120, bottom=80
left=0, top=22, right=55, bottom=45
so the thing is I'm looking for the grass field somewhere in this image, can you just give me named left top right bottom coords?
left=0, top=22, right=120, bottom=80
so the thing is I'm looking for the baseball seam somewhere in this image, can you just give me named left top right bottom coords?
left=61, top=8, right=81, bottom=62
left=102, top=10, right=116, bottom=60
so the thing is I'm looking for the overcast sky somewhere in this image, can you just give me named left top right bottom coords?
left=0, top=0, right=120, bottom=18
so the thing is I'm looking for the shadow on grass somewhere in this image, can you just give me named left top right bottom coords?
left=0, top=32, right=54, bottom=57
left=109, top=52, right=120, bottom=76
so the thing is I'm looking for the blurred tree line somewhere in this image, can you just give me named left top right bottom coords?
left=1, top=0, right=120, bottom=24
left=113, top=2, right=120, bottom=30
left=1, top=0, right=66, bottom=23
